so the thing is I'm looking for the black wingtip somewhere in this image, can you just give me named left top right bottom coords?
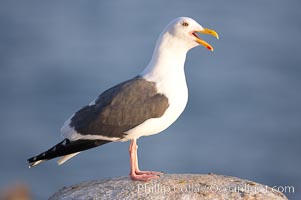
left=27, top=139, right=111, bottom=168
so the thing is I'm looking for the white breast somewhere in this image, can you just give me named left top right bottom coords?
left=123, top=69, right=188, bottom=141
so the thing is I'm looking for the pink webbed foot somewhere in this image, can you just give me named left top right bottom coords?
left=135, top=170, right=164, bottom=176
left=130, top=172, right=160, bottom=181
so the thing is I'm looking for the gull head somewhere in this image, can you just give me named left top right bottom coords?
left=160, top=17, right=219, bottom=52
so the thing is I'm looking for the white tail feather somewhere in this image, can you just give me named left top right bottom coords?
left=57, top=152, right=80, bottom=165
left=29, top=160, right=46, bottom=168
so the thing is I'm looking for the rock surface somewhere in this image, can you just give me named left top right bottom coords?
left=49, top=174, right=287, bottom=200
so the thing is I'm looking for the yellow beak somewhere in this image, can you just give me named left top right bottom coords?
left=192, top=28, right=219, bottom=51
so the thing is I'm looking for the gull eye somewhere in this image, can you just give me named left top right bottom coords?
left=182, top=21, right=189, bottom=27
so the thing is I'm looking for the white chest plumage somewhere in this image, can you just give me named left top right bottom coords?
left=123, top=71, right=188, bottom=140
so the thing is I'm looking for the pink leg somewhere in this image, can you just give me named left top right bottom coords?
left=129, top=139, right=163, bottom=181
left=134, top=141, right=163, bottom=176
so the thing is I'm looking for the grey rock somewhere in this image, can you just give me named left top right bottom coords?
left=49, top=174, right=288, bottom=200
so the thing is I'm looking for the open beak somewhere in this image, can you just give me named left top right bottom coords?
left=191, top=28, right=219, bottom=51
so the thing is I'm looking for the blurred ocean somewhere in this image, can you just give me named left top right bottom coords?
left=0, top=0, right=300, bottom=199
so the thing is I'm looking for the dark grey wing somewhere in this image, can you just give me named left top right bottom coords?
left=70, top=76, right=169, bottom=138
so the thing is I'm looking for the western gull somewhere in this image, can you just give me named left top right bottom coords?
left=27, top=17, right=219, bottom=181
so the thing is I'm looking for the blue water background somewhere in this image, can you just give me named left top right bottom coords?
left=0, top=1, right=300, bottom=199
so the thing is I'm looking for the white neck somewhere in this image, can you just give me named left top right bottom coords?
left=140, top=32, right=189, bottom=81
